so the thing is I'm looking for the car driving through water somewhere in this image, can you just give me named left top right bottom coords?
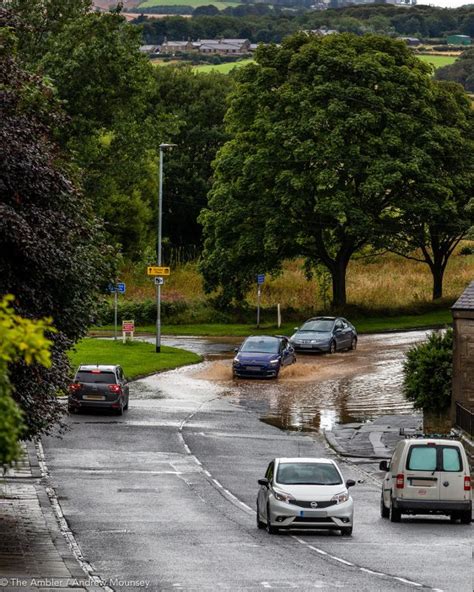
left=233, top=335, right=296, bottom=379
left=290, top=316, right=357, bottom=353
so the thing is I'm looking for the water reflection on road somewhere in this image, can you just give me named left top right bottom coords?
left=163, top=330, right=431, bottom=432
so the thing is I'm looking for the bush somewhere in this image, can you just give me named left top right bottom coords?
left=459, top=245, right=474, bottom=256
left=403, top=329, right=453, bottom=412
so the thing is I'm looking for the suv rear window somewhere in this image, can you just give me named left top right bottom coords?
left=76, top=371, right=116, bottom=384
left=407, top=445, right=463, bottom=472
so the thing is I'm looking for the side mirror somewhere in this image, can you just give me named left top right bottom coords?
left=345, top=479, right=356, bottom=488
left=234, top=347, right=239, bottom=353
left=258, top=478, right=269, bottom=488
left=294, top=327, right=298, bottom=331
left=379, top=460, right=389, bottom=472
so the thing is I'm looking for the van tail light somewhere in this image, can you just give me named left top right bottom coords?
left=464, top=476, right=471, bottom=491
left=108, top=384, right=122, bottom=394
left=69, top=383, right=81, bottom=392
left=396, top=474, right=405, bottom=489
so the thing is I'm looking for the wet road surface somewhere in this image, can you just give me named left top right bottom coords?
left=40, top=330, right=471, bottom=592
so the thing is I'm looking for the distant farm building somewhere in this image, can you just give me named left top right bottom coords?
left=446, top=35, right=471, bottom=46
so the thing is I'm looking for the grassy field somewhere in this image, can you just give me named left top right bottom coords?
left=139, top=0, right=241, bottom=7
left=193, top=59, right=253, bottom=74
left=69, top=339, right=201, bottom=379
left=417, top=54, right=457, bottom=69
left=119, top=248, right=474, bottom=312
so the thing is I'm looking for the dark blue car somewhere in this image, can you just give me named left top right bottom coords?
left=233, top=335, right=296, bottom=379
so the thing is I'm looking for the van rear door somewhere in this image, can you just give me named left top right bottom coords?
left=438, top=445, right=466, bottom=502
left=403, top=443, right=440, bottom=501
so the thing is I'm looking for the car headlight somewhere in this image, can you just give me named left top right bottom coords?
left=272, top=489, right=295, bottom=503
left=331, top=491, right=349, bottom=504
left=233, top=357, right=240, bottom=364
left=269, top=358, right=280, bottom=365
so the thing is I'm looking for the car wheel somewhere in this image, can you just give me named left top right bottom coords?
left=380, top=494, right=390, bottom=519
left=350, top=337, right=357, bottom=351
left=116, top=404, right=124, bottom=416
left=459, top=511, right=471, bottom=525
left=329, top=340, right=336, bottom=354
left=389, top=499, right=401, bottom=523
left=124, top=398, right=129, bottom=411
left=68, top=406, right=77, bottom=414
left=340, top=526, right=353, bottom=536
left=266, top=504, right=279, bottom=534
left=256, top=502, right=265, bottom=529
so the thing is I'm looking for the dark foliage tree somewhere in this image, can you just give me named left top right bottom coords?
left=150, top=66, right=233, bottom=248
left=435, top=49, right=474, bottom=93
left=0, top=23, right=113, bottom=438
left=199, top=33, right=438, bottom=307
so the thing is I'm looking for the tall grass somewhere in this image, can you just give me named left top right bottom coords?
left=119, top=246, right=474, bottom=313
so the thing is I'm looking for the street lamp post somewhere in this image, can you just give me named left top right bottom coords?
left=156, top=143, right=176, bottom=353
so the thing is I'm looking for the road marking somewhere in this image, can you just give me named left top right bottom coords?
left=36, top=441, right=114, bottom=592
left=178, top=403, right=445, bottom=592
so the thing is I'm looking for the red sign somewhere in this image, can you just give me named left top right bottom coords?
left=122, top=320, right=135, bottom=332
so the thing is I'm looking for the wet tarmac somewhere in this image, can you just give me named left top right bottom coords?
left=158, top=330, right=431, bottom=434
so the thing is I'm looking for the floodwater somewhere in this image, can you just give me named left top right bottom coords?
left=160, top=330, right=431, bottom=433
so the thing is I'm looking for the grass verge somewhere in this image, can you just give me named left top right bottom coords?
left=69, top=339, right=202, bottom=379
left=90, top=308, right=452, bottom=338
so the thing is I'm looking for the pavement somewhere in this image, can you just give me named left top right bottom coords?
left=324, top=414, right=423, bottom=460
left=0, top=442, right=104, bottom=592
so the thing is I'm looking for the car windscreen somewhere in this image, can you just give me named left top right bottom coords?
left=300, top=320, right=334, bottom=332
left=75, top=371, right=116, bottom=384
left=240, top=338, right=279, bottom=354
left=276, top=462, right=342, bottom=485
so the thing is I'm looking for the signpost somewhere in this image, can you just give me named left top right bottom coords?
left=154, top=277, right=164, bottom=286
left=122, top=319, right=135, bottom=343
left=109, top=282, right=126, bottom=341
left=256, top=274, right=265, bottom=328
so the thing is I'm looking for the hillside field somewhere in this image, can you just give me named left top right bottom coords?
left=417, top=54, right=457, bottom=69
left=139, top=0, right=241, bottom=7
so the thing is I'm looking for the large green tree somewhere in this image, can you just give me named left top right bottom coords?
left=386, top=80, right=474, bottom=300
left=199, top=33, right=439, bottom=307
left=1, top=23, right=113, bottom=438
left=38, top=11, right=163, bottom=259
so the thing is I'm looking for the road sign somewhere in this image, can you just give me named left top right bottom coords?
left=154, top=277, right=164, bottom=286
left=257, top=273, right=265, bottom=285
left=117, top=282, right=126, bottom=294
left=147, top=266, right=170, bottom=276
left=122, top=320, right=135, bottom=332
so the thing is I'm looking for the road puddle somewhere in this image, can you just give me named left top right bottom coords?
left=190, top=331, right=429, bottom=433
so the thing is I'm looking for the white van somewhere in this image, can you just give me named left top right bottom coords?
left=379, top=438, right=472, bottom=524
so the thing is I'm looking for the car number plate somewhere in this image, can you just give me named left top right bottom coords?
left=245, top=366, right=261, bottom=371
left=300, top=344, right=313, bottom=348
left=300, top=510, right=327, bottom=518
left=83, top=395, right=105, bottom=401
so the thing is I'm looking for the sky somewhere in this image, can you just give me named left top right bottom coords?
left=416, top=0, right=473, bottom=7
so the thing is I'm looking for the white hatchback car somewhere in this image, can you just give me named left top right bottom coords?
left=256, top=457, right=355, bottom=535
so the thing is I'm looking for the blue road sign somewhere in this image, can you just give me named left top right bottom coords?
left=257, top=274, right=265, bottom=285
left=108, top=284, right=116, bottom=293
left=117, top=282, right=126, bottom=294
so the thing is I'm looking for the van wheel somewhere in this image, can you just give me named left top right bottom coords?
left=341, top=526, right=353, bottom=536
left=389, top=499, right=401, bottom=523
left=380, top=494, right=390, bottom=519
left=460, top=511, right=471, bottom=525
left=329, top=341, right=336, bottom=354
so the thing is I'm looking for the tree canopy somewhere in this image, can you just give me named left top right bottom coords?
left=1, top=24, right=113, bottom=437
left=200, top=33, right=454, bottom=307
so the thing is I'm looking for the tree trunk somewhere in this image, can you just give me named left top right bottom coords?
left=330, top=261, right=348, bottom=308
left=431, top=262, right=445, bottom=300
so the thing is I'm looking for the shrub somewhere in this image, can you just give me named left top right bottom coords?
left=458, top=245, right=474, bottom=256
left=403, top=329, right=453, bottom=413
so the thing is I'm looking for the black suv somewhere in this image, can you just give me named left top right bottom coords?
left=68, top=365, right=129, bottom=415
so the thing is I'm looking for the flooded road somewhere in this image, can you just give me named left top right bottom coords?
left=159, top=330, right=431, bottom=433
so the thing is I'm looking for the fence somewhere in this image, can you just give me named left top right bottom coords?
left=455, top=402, right=473, bottom=438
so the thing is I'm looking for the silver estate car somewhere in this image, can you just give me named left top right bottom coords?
left=257, top=457, right=355, bottom=535
left=290, top=316, right=357, bottom=353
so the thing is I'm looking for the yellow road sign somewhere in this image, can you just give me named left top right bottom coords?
left=147, top=266, right=170, bottom=276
